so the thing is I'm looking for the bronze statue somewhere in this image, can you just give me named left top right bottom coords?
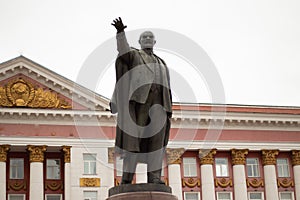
left=110, top=17, right=172, bottom=184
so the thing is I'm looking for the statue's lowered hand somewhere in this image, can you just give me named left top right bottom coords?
left=111, top=17, right=127, bottom=33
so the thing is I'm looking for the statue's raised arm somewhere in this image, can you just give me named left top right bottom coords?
left=111, top=17, right=127, bottom=33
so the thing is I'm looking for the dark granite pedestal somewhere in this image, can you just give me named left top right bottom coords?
left=107, top=184, right=178, bottom=200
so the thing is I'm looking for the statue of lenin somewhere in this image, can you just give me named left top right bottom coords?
left=110, top=17, right=172, bottom=184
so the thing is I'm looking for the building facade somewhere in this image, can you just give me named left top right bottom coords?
left=0, top=56, right=300, bottom=200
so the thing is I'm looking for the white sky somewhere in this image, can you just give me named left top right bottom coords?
left=1, top=0, right=300, bottom=106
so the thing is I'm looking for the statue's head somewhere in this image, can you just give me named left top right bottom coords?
left=139, top=31, right=156, bottom=49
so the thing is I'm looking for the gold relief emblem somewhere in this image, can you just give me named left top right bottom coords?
left=277, top=178, right=294, bottom=188
left=246, top=178, right=264, bottom=188
left=215, top=178, right=233, bottom=188
left=80, top=178, right=100, bottom=187
left=262, top=150, right=279, bottom=166
left=27, top=145, right=47, bottom=162
left=231, top=149, right=248, bottom=165
left=182, top=178, right=201, bottom=188
left=0, top=78, right=71, bottom=109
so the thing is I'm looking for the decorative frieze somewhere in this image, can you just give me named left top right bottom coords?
left=262, top=150, right=279, bottom=166
left=61, top=146, right=71, bottom=163
left=199, top=149, right=216, bottom=165
left=80, top=178, right=100, bottom=187
left=27, top=145, right=47, bottom=162
left=292, top=150, right=300, bottom=166
left=166, top=148, right=185, bottom=164
left=231, top=149, right=248, bottom=165
left=277, top=178, right=294, bottom=188
left=215, top=178, right=233, bottom=188
left=182, top=178, right=201, bottom=188
left=246, top=179, right=264, bottom=188
left=0, top=77, right=71, bottom=109
left=0, top=144, right=10, bottom=162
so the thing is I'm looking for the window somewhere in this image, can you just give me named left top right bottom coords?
left=277, top=158, right=290, bottom=177
left=8, top=194, right=25, bottom=200
left=84, top=191, right=97, bottom=200
left=183, top=157, right=197, bottom=177
left=215, top=158, right=229, bottom=177
left=45, top=194, right=62, bottom=200
left=116, top=156, right=123, bottom=176
left=279, top=192, right=294, bottom=200
left=83, top=154, right=96, bottom=174
left=10, top=158, right=24, bottom=179
left=47, top=159, right=61, bottom=179
left=184, top=192, right=200, bottom=200
left=247, top=158, right=260, bottom=177
left=248, top=192, right=264, bottom=200
left=217, top=192, right=232, bottom=200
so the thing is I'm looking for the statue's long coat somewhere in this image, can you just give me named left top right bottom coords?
left=110, top=33, right=172, bottom=154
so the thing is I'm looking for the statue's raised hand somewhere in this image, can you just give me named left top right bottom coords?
left=111, top=17, right=127, bottom=33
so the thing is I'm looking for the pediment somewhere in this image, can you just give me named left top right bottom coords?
left=0, top=56, right=110, bottom=111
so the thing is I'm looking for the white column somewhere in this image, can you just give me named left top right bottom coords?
left=201, top=165, right=216, bottom=200
left=0, top=145, right=10, bottom=200
left=136, top=163, right=147, bottom=183
left=233, top=165, right=248, bottom=199
left=262, top=150, right=279, bottom=200
left=30, top=162, right=44, bottom=200
left=62, top=146, right=71, bottom=200
left=200, top=149, right=216, bottom=200
left=168, top=162, right=183, bottom=200
left=27, top=145, right=47, bottom=200
left=64, top=162, right=71, bottom=200
left=292, top=150, right=300, bottom=200
left=293, top=165, right=300, bottom=200
left=231, top=149, right=248, bottom=200
left=264, top=165, right=279, bottom=200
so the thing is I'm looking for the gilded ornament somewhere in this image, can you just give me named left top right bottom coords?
left=80, top=178, right=100, bottom=187
left=215, top=178, right=233, bottom=188
left=166, top=148, right=185, bottom=164
left=231, top=149, right=248, bottom=165
left=292, top=150, right=300, bottom=166
left=8, top=181, right=27, bottom=191
left=277, top=178, right=294, bottom=188
left=199, top=149, right=216, bottom=165
left=27, top=145, right=47, bottom=162
left=262, top=150, right=279, bottom=165
left=108, top=147, right=115, bottom=164
left=246, top=178, right=264, bottom=188
left=45, top=182, right=63, bottom=191
left=0, top=78, right=71, bottom=109
left=61, top=146, right=71, bottom=163
left=0, top=144, right=10, bottom=162
left=182, top=178, right=201, bottom=188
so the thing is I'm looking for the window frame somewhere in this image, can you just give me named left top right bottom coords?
left=183, top=157, right=198, bottom=177
left=8, top=194, right=26, bottom=200
left=83, top=191, right=98, bottom=200
left=9, top=158, right=24, bottom=179
left=246, top=158, right=260, bottom=177
left=46, top=158, right=61, bottom=180
left=279, top=191, right=294, bottom=200
left=277, top=158, right=290, bottom=178
left=83, top=154, right=97, bottom=175
left=215, top=158, right=229, bottom=177
left=248, top=191, right=264, bottom=200
left=216, top=192, right=232, bottom=200
left=45, top=194, right=62, bottom=200
left=184, top=191, right=201, bottom=200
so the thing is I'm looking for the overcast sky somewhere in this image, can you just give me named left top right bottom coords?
left=1, top=0, right=299, bottom=107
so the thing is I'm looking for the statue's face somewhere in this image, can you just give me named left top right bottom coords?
left=139, top=31, right=156, bottom=49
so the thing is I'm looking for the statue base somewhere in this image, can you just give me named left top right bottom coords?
left=107, top=183, right=178, bottom=200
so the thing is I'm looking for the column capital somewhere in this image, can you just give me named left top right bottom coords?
left=27, top=145, right=47, bottom=162
left=61, top=146, right=71, bottom=163
left=292, top=150, right=300, bottom=166
left=262, top=149, right=279, bottom=166
left=0, top=145, right=11, bottom=162
left=199, top=149, right=217, bottom=165
left=231, top=149, right=249, bottom=165
left=108, top=147, right=115, bottom=164
left=166, top=148, right=185, bottom=164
